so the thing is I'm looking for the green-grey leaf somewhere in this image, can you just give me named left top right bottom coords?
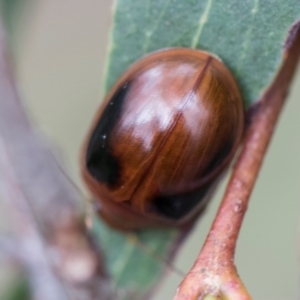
left=93, top=218, right=181, bottom=299
left=105, top=0, right=300, bottom=107
left=94, top=1, right=300, bottom=299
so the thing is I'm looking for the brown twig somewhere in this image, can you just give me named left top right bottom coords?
left=174, top=20, right=300, bottom=300
left=0, top=11, right=116, bottom=300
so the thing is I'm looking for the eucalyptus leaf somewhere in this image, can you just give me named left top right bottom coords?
left=105, top=0, right=299, bottom=106
left=93, top=1, right=300, bottom=299
left=93, top=218, right=180, bottom=300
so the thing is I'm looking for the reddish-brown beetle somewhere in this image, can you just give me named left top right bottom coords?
left=81, top=48, right=244, bottom=230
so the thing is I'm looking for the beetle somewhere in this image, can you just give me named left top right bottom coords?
left=81, top=48, right=244, bottom=230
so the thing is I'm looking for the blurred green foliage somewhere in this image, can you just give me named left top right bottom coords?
left=0, top=0, right=33, bottom=39
left=1, top=0, right=23, bottom=33
left=3, top=277, right=30, bottom=300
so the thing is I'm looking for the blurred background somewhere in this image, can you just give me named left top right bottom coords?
left=1, top=1, right=300, bottom=299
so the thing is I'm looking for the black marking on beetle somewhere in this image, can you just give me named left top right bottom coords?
left=86, top=82, right=130, bottom=187
left=152, top=184, right=211, bottom=220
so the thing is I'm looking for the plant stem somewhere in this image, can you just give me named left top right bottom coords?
left=174, top=20, right=300, bottom=300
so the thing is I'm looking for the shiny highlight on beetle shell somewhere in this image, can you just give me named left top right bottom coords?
left=82, top=48, right=244, bottom=230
